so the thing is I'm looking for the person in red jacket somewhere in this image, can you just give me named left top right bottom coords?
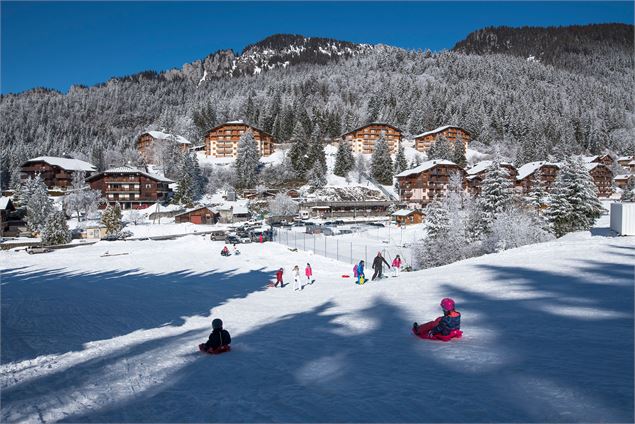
left=305, top=263, right=313, bottom=285
left=274, top=267, right=284, bottom=288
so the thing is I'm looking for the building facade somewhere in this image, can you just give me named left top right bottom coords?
left=465, top=161, right=518, bottom=195
left=396, top=160, right=466, bottom=206
left=174, top=207, right=219, bottom=224
left=515, top=162, right=561, bottom=193
left=137, top=131, right=191, bottom=162
left=86, top=166, right=173, bottom=209
left=414, top=125, right=471, bottom=152
left=20, top=156, right=97, bottom=190
left=204, top=121, right=274, bottom=158
left=341, top=123, right=402, bottom=154
left=585, top=163, right=613, bottom=198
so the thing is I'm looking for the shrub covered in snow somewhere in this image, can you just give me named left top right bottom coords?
left=41, top=210, right=71, bottom=245
left=101, top=203, right=123, bottom=235
left=483, top=208, right=554, bottom=253
left=268, top=192, right=299, bottom=216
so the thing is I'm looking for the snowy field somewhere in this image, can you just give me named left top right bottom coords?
left=1, top=220, right=633, bottom=422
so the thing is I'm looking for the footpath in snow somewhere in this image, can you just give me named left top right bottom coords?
left=0, top=224, right=633, bottom=422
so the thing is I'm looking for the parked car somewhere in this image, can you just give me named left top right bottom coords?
left=225, top=235, right=241, bottom=245
left=334, top=220, right=345, bottom=226
left=305, top=226, right=322, bottom=234
left=236, top=232, right=252, bottom=243
left=338, top=229, right=353, bottom=235
left=367, top=222, right=385, bottom=228
left=322, top=227, right=339, bottom=236
left=291, top=221, right=305, bottom=227
left=209, top=230, right=227, bottom=241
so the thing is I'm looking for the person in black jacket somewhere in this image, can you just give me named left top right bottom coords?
left=199, top=318, right=231, bottom=353
left=371, top=252, right=390, bottom=280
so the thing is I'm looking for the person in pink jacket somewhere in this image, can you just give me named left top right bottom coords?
left=305, top=263, right=313, bottom=285
left=391, top=255, right=402, bottom=277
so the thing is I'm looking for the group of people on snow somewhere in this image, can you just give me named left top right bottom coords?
left=274, top=263, right=314, bottom=290
left=221, top=244, right=240, bottom=256
left=353, top=252, right=403, bottom=284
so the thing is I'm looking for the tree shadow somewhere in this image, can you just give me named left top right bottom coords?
left=1, top=266, right=272, bottom=364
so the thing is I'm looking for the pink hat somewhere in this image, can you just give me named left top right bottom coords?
left=440, top=298, right=455, bottom=311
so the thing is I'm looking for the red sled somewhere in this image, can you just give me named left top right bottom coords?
left=412, top=328, right=463, bottom=342
left=198, top=344, right=231, bottom=354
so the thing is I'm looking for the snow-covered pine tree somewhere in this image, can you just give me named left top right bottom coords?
left=25, top=176, right=53, bottom=233
left=63, top=171, right=103, bottom=221
left=307, top=138, right=327, bottom=175
left=234, top=130, right=261, bottom=188
left=308, top=160, right=327, bottom=189
left=527, top=169, right=548, bottom=210
left=423, top=200, right=450, bottom=240
left=546, top=157, right=603, bottom=237
left=333, top=141, right=354, bottom=177
left=101, top=203, right=123, bottom=235
left=370, top=133, right=393, bottom=185
left=479, top=161, right=514, bottom=223
left=41, top=210, right=71, bottom=246
left=173, top=157, right=194, bottom=206
left=190, top=153, right=206, bottom=200
left=268, top=192, right=299, bottom=216
left=393, top=142, right=408, bottom=175
left=354, top=154, right=367, bottom=183
left=288, top=121, right=309, bottom=178
left=426, top=137, right=453, bottom=160
left=13, top=175, right=40, bottom=206
left=621, top=175, right=635, bottom=202
left=452, top=139, right=467, bottom=167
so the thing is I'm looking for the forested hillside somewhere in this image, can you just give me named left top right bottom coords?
left=1, top=25, right=633, bottom=188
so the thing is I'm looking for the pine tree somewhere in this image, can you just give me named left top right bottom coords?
left=354, top=154, right=367, bottom=183
left=424, top=200, right=450, bottom=240
left=308, top=160, right=327, bottom=189
left=393, top=142, right=408, bottom=175
left=479, top=161, right=514, bottom=221
left=621, top=175, right=635, bottom=202
left=288, top=121, right=309, bottom=178
left=41, top=210, right=71, bottom=246
left=371, top=133, right=393, bottom=185
left=234, top=130, right=261, bottom=188
left=333, top=141, right=354, bottom=177
left=101, top=203, right=123, bottom=235
left=452, top=139, right=467, bottom=167
left=25, top=176, right=53, bottom=233
left=174, top=156, right=194, bottom=206
left=546, top=157, right=603, bottom=237
left=427, top=137, right=454, bottom=160
left=527, top=169, right=548, bottom=210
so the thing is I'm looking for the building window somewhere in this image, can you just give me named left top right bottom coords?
left=145, top=184, right=152, bottom=189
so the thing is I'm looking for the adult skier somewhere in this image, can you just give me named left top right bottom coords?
left=371, top=252, right=390, bottom=280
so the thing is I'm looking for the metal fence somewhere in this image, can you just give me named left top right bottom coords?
left=271, top=227, right=414, bottom=268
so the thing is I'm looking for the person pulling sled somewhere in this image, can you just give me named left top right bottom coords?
left=413, top=298, right=462, bottom=342
left=199, top=318, right=232, bottom=354
left=371, top=252, right=390, bottom=280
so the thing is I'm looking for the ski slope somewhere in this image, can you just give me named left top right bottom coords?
left=1, top=223, right=633, bottom=422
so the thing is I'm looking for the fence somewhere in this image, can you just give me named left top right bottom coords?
left=272, top=227, right=415, bottom=269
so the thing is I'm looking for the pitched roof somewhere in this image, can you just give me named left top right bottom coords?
left=24, top=156, right=96, bottom=172
left=204, top=121, right=273, bottom=139
left=414, top=125, right=470, bottom=139
left=516, top=161, right=560, bottom=181
left=614, top=174, right=632, bottom=181
left=617, top=156, right=634, bottom=162
left=86, top=165, right=173, bottom=183
left=142, top=131, right=191, bottom=145
left=232, top=205, right=250, bottom=215
left=341, top=122, right=402, bottom=138
left=0, top=196, right=13, bottom=210
left=174, top=206, right=216, bottom=217
left=391, top=209, right=419, bottom=217
left=465, top=160, right=515, bottom=176
left=395, top=160, right=458, bottom=178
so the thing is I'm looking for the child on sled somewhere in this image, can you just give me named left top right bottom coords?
left=199, top=318, right=232, bottom=354
left=413, top=298, right=462, bottom=341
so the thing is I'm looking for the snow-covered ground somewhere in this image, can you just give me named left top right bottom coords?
left=1, top=217, right=633, bottom=422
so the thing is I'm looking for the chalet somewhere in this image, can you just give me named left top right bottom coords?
left=583, top=154, right=614, bottom=168
left=340, top=123, right=402, bottom=154
left=174, top=206, right=219, bottom=225
left=300, top=200, right=393, bottom=218
left=614, top=174, right=632, bottom=190
left=205, top=120, right=274, bottom=158
left=395, top=160, right=466, bottom=206
left=414, top=125, right=471, bottom=152
left=627, top=160, right=635, bottom=173
left=392, top=209, right=424, bottom=226
left=616, top=156, right=634, bottom=168
left=515, top=161, right=560, bottom=193
left=217, top=204, right=251, bottom=223
left=21, top=156, right=96, bottom=190
left=137, top=131, right=192, bottom=162
left=86, top=166, right=173, bottom=209
left=1, top=197, right=16, bottom=236
left=584, top=163, right=613, bottom=198
left=465, top=161, right=518, bottom=195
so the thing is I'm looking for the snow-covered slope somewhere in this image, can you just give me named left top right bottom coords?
left=1, top=221, right=633, bottom=422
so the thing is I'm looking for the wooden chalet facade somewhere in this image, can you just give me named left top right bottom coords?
left=20, top=156, right=97, bottom=190
left=341, top=123, right=402, bottom=154
left=204, top=121, right=274, bottom=158
left=515, top=161, right=560, bottom=193
left=465, top=161, right=518, bottom=195
left=395, top=160, right=466, bottom=206
left=300, top=201, right=393, bottom=218
left=414, top=125, right=471, bottom=152
left=616, top=156, right=634, bottom=168
left=613, top=174, right=632, bottom=190
left=137, top=131, right=191, bottom=162
left=584, top=154, right=614, bottom=168
left=392, top=209, right=424, bottom=226
left=585, top=163, right=613, bottom=198
left=86, top=166, right=173, bottom=209
left=174, top=206, right=219, bottom=225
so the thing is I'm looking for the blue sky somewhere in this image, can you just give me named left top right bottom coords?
left=1, top=1, right=633, bottom=94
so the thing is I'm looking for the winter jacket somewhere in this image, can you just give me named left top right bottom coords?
left=356, top=263, right=365, bottom=277
left=205, top=329, right=232, bottom=350
left=276, top=270, right=284, bottom=282
left=293, top=268, right=300, bottom=278
left=305, top=267, right=312, bottom=278
left=372, top=255, right=390, bottom=270
left=392, top=258, right=402, bottom=268
left=353, top=264, right=359, bottom=277
left=431, top=311, right=461, bottom=336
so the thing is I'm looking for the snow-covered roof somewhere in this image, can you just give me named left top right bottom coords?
left=516, top=161, right=560, bottom=181
left=0, top=196, right=13, bottom=210
left=617, top=156, right=634, bottom=162
left=232, top=205, right=250, bottom=215
left=465, top=160, right=515, bottom=176
left=395, top=160, right=457, bottom=178
left=90, top=165, right=174, bottom=183
left=629, top=160, right=635, bottom=166
left=614, top=174, right=632, bottom=181
left=391, top=209, right=418, bottom=217
left=174, top=206, right=216, bottom=217
left=144, top=131, right=191, bottom=145
left=25, top=156, right=96, bottom=172
left=582, top=155, right=599, bottom=163
left=414, top=125, right=469, bottom=139
left=226, top=120, right=245, bottom=124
